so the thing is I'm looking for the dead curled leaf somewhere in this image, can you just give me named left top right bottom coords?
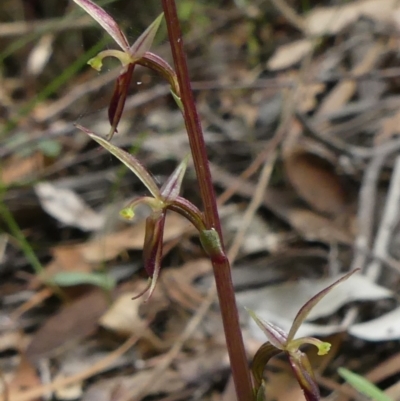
left=284, top=147, right=349, bottom=216
left=267, top=39, right=313, bottom=71
left=26, top=290, right=110, bottom=362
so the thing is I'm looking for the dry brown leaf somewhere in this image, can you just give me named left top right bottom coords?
left=296, top=83, right=325, bottom=114
left=82, top=213, right=190, bottom=263
left=177, top=346, right=228, bottom=384
left=29, top=246, right=93, bottom=290
left=287, top=208, right=352, bottom=244
left=26, top=290, right=110, bottom=362
left=162, top=259, right=211, bottom=310
left=284, top=148, right=348, bottom=216
left=1, top=153, right=44, bottom=185
left=46, top=245, right=93, bottom=276
left=376, top=110, right=400, bottom=145
left=99, top=293, right=146, bottom=336
left=8, top=356, right=41, bottom=401
left=82, top=369, right=184, bottom=401
left=267, top=39, right=313, bottom=71
left=265, top=369, right=305, bottom=401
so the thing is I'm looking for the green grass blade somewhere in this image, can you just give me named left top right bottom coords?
left=338, top=368, right=393, bottom=401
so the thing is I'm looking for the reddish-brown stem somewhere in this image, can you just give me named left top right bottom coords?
left=160, top=2, right=254, bottom=400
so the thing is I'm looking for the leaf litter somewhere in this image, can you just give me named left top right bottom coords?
left=2, top=0, right=400, bottom=399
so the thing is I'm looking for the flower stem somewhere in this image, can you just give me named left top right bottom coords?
left=160, top=2, right=254, bottom=400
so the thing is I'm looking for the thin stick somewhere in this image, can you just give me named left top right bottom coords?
left=366, top=155, right=400, bottom=280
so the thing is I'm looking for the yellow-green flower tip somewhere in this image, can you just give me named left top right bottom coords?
left=88, top=56, right=103, bottom=71
left=120, top=207, right=134, bottom=220
left=317, top=342, right=331, bottom=356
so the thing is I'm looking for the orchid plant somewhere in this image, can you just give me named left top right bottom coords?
left=74, top=0, right=179, bottom=139
left=248, top=270, right=357, bottom=401
left=72, top=1, right=357, bottom=400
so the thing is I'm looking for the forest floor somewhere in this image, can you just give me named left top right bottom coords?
left=1, top=0, right=400, bottom=400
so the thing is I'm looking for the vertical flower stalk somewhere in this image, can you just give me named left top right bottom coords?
left=160, top=2, right=254, bottom=401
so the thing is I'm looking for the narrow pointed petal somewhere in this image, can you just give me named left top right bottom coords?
left=287, top=269, right=359, bottom=342
left=132, top=279, right=152, bottom=300
left=143, top=211, right=165, bottom=277
left=251, top=342, right=281, bottom=390
left=75, top=125, right=160, bottom=199
left=108, top=63, right=135, bottom=139
left=72, top=0, right=129, bottom=51
left=160, top=155, right=189, bottom=202
left=143, top=211, right=166, bottom=300
left=246, top=308, right=287, bottom=349
left=289, top=352, right=320, bottom=401
left=129, top=13, right=164, bottom=59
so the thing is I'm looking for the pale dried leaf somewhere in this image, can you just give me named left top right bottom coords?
left=267, top=39, right=313, bottom=71
left=27, top=33, right=54, bottom=76
left=376, top=110, right=400, bottom=145
left=306, top=3, right=361, bottom=36
left=238, top=274, right=391, bottom=340
left=82, top=370, right=184, bottom=401
left=8, top=356, right=41, bottom=401
left=287, top=208, right=352, bottom=244
left=99, top=293, right=145, bottom=336
left=306, top=0, right=397, bottom=36
left=349, top=306, right=400, bottom=341
left=296, top=83, right=325, bottom=113
left=35, top=182, right=105, bottom=231
left=0, top=331, right=25, bottom=353
left=54, top=379, right=83, bottom=401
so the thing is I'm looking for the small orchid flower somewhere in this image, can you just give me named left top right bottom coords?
left=248, top=269, right=359, bottom=401
left=76, top=125, right=205, bottom=300
left=73, top=0, right=168, bottom=139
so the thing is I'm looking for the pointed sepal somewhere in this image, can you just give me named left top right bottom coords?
left=160, top=155, right=189, bottom=202
left=129, top=13, right=164, bottom=59
left=287, top=269, right=359, bottom=342
left=72, top=0, right=129, bottom=51
left=246, top=308, right=287, bottom=350
left=107, top=63, right=135, bottom=139
left=288, top=352, right=320, bottom=401
left=75, top=124, right=160, bottom=198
